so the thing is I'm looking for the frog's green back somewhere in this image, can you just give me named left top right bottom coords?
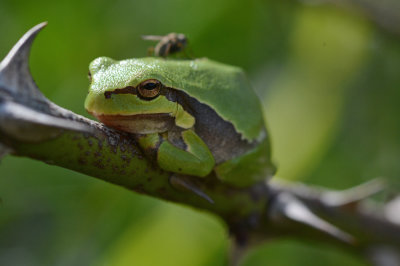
left=89, top=57, right=265, bottom=141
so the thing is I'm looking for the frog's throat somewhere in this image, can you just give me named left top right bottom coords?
left=93, top=113, right=176, bottom=134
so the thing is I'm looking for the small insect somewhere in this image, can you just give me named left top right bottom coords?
left=142, top=33, right=188, bottom=57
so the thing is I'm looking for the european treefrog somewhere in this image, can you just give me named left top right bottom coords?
left=85, top=57, right=275, bottom=187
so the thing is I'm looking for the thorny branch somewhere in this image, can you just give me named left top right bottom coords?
left=1, top=24, right=400, bottom=266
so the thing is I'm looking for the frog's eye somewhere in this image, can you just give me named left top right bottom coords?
left=137, top=79, right=162, bottom=99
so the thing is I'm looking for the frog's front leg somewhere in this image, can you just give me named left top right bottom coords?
left=136, top=130, right=215, bottom=177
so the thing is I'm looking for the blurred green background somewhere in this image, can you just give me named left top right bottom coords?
left=1, top=0, right=399, bottom=265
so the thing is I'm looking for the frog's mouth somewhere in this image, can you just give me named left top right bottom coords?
left=92, top=113, right=175, bottom=134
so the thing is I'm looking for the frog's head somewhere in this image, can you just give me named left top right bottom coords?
left=84, top=57, right=194, bottom=134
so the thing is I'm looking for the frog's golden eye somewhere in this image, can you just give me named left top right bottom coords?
left=137, top=79, right=162, bottom=99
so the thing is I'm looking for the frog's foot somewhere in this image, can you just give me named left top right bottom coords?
left=158, top=130, right=215, bottom=177
left=169, top=175, right=214, bottom=204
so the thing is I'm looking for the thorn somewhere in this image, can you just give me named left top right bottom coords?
left=270, top=192, right=355, bottom=244
left=322, top=178, right=386, bottom=208
left=0, top=101, right=92, bottom=141
left=0, top=22, right=48, bottom=101
left=169, top=175, right=214, bottom=204
left=269, top=178, right=386, bottom=209
left=384, top=196, right=400, bottom=225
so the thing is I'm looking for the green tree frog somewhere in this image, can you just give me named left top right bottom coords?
left=85, top=57, right=275, bottom=187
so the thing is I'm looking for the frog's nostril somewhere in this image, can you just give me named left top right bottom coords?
left=88, top=71, right=92, bottom=83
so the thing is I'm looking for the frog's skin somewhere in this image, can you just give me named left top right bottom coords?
left=85, top=57, right=275, bottom=187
